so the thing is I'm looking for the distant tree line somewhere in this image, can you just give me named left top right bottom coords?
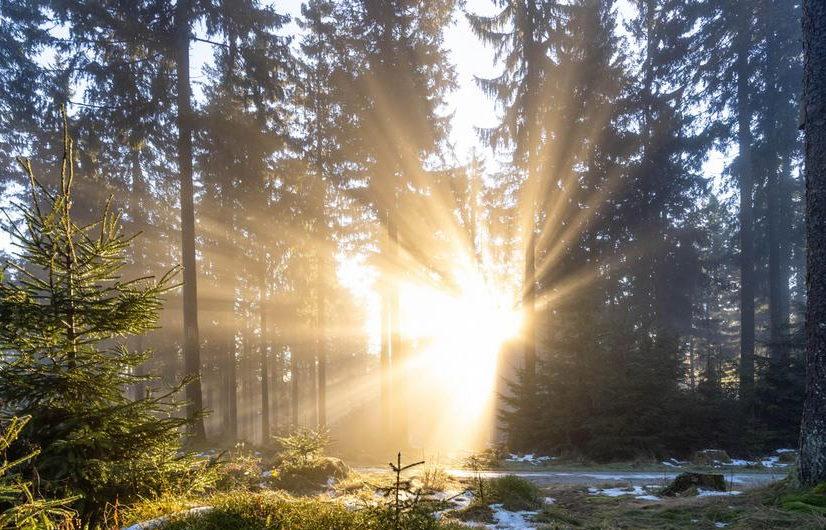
left=0, top=0, right=811, bottom=462
left=472, top=0, right=806, bottom=459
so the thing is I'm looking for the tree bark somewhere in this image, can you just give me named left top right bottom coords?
left=735, top=14, right=756, bottom=407
left=129, top=147, right=148, bottom=401
left=291, top=339, right=300, bottom=428
left=260, top=279, right=270, bottom=442
left=799, top=0, right=826, bottom=488
left=224, top=332, right=238, bottom=441
left=379, top=245, right=391, bottom=436
left=174, top=0, right=205, bottom=442
left=317, top=256, right=328, bottom=429
left=388, top=212, right=407, bottom=446
left=766, top=29, right=792, bottom=368
left=520, top=0, right=539, bottom=386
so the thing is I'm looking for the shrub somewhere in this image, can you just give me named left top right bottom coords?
left=213, top=445, right=263, bottom=491
left=417, top=466, right=449, bottom=493
left=486, top=475, right=542, bottom=511
left=273, top=429, right=331, bottom=466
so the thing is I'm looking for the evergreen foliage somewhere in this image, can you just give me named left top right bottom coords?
left=0, top=119, right=198, bottom=525
left=0, top=416, right=75, bottom=530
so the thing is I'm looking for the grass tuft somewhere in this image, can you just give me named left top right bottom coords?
left=485, top=475, right=542, bottom=511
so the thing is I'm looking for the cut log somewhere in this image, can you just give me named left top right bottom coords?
left=661, top=473, right=726, bottom=497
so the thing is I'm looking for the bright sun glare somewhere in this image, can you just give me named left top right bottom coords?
left=399, top=267, right=523, bottom=450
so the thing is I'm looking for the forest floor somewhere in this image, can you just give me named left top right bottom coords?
left=119, top=453, right=826, bottom=530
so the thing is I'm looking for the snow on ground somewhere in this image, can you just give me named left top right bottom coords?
left=505, top=453, right=556, bottom=464
left=587, top=485, right=661, bottom=501
left=697, top=489, right=742, bottom=497
left=759, top=456, right=789, bottom=468
left=122, top=506, right=213, bottom=530
left=488, top=504, right=539, bottom=529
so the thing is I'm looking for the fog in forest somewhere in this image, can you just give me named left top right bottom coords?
left=2, top=0, right=826, bottom=528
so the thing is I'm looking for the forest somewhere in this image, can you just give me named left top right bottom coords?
left=0, top=0, right=825, bottom=529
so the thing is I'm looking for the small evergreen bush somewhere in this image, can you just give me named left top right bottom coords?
left=0, top=116, right=201, bottom=526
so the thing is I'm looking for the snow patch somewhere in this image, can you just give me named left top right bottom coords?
left=697, top=489, right=742, bottom=497
left=760, top=456, right=789, bottom=468
left=488, top=503, right=538, bottom=529
left=661, top=458, right=688, bottom=468
left=588, top=485, right=661, bottom=501
left=505, top=453, right=556, bottom=465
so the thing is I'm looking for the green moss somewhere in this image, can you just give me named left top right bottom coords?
left=780, top=483, right=826, bottom=515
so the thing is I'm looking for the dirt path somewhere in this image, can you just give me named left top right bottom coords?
left=357, top=467, right=784, bottom=488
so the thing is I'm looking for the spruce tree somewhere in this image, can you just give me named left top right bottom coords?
left=0, top=119, right=193, bottom=525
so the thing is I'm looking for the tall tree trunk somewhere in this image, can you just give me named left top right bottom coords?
left=309, top=334, right=318, bottom=427
left=523, top=233, right=536, bottom=381
left=521, top=0, right=539, bottom=387
left=129, top=147, right=148, bottom=401
left=799, top=0, right=826, bottom=487
left=260, top=279, right=270, bottom=442
left=379, top=243, right=391, bottom=435
left=388, top=211, right=407, bottom=446
left=291, top=339, right=300, bottom=427
left=174, top=0, right=205, bottom=441
left=221, top=265, right=238, bottom=441
left=735, top=16, right=756, bottom=407
left=766, top=31, right=793, bottom=368
left=317, top=257, right=328, bottom=429
left=224, top=333, right=238, bottom=440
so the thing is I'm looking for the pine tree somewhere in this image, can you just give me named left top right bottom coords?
left=0, top=416, right=75, bottom=529
left=0, top=119, right=193, bottom=525
left=692, top=0, right=760, bottom=407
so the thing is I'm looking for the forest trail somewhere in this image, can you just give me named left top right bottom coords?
left=356, top=467, right=782, bottom=488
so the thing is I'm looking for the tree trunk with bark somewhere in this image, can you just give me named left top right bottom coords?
left=174, top=0, right=206, bottom=442
left=735, top=15, right=756, bottom=407
left=799, top=0, right=826, bottom=488
left=260, top=279, right=270, bottom=442
left=317, top=255, right=328, bottom=429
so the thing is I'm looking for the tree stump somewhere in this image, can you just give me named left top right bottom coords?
left=661, top=473, right=726, bottom=497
